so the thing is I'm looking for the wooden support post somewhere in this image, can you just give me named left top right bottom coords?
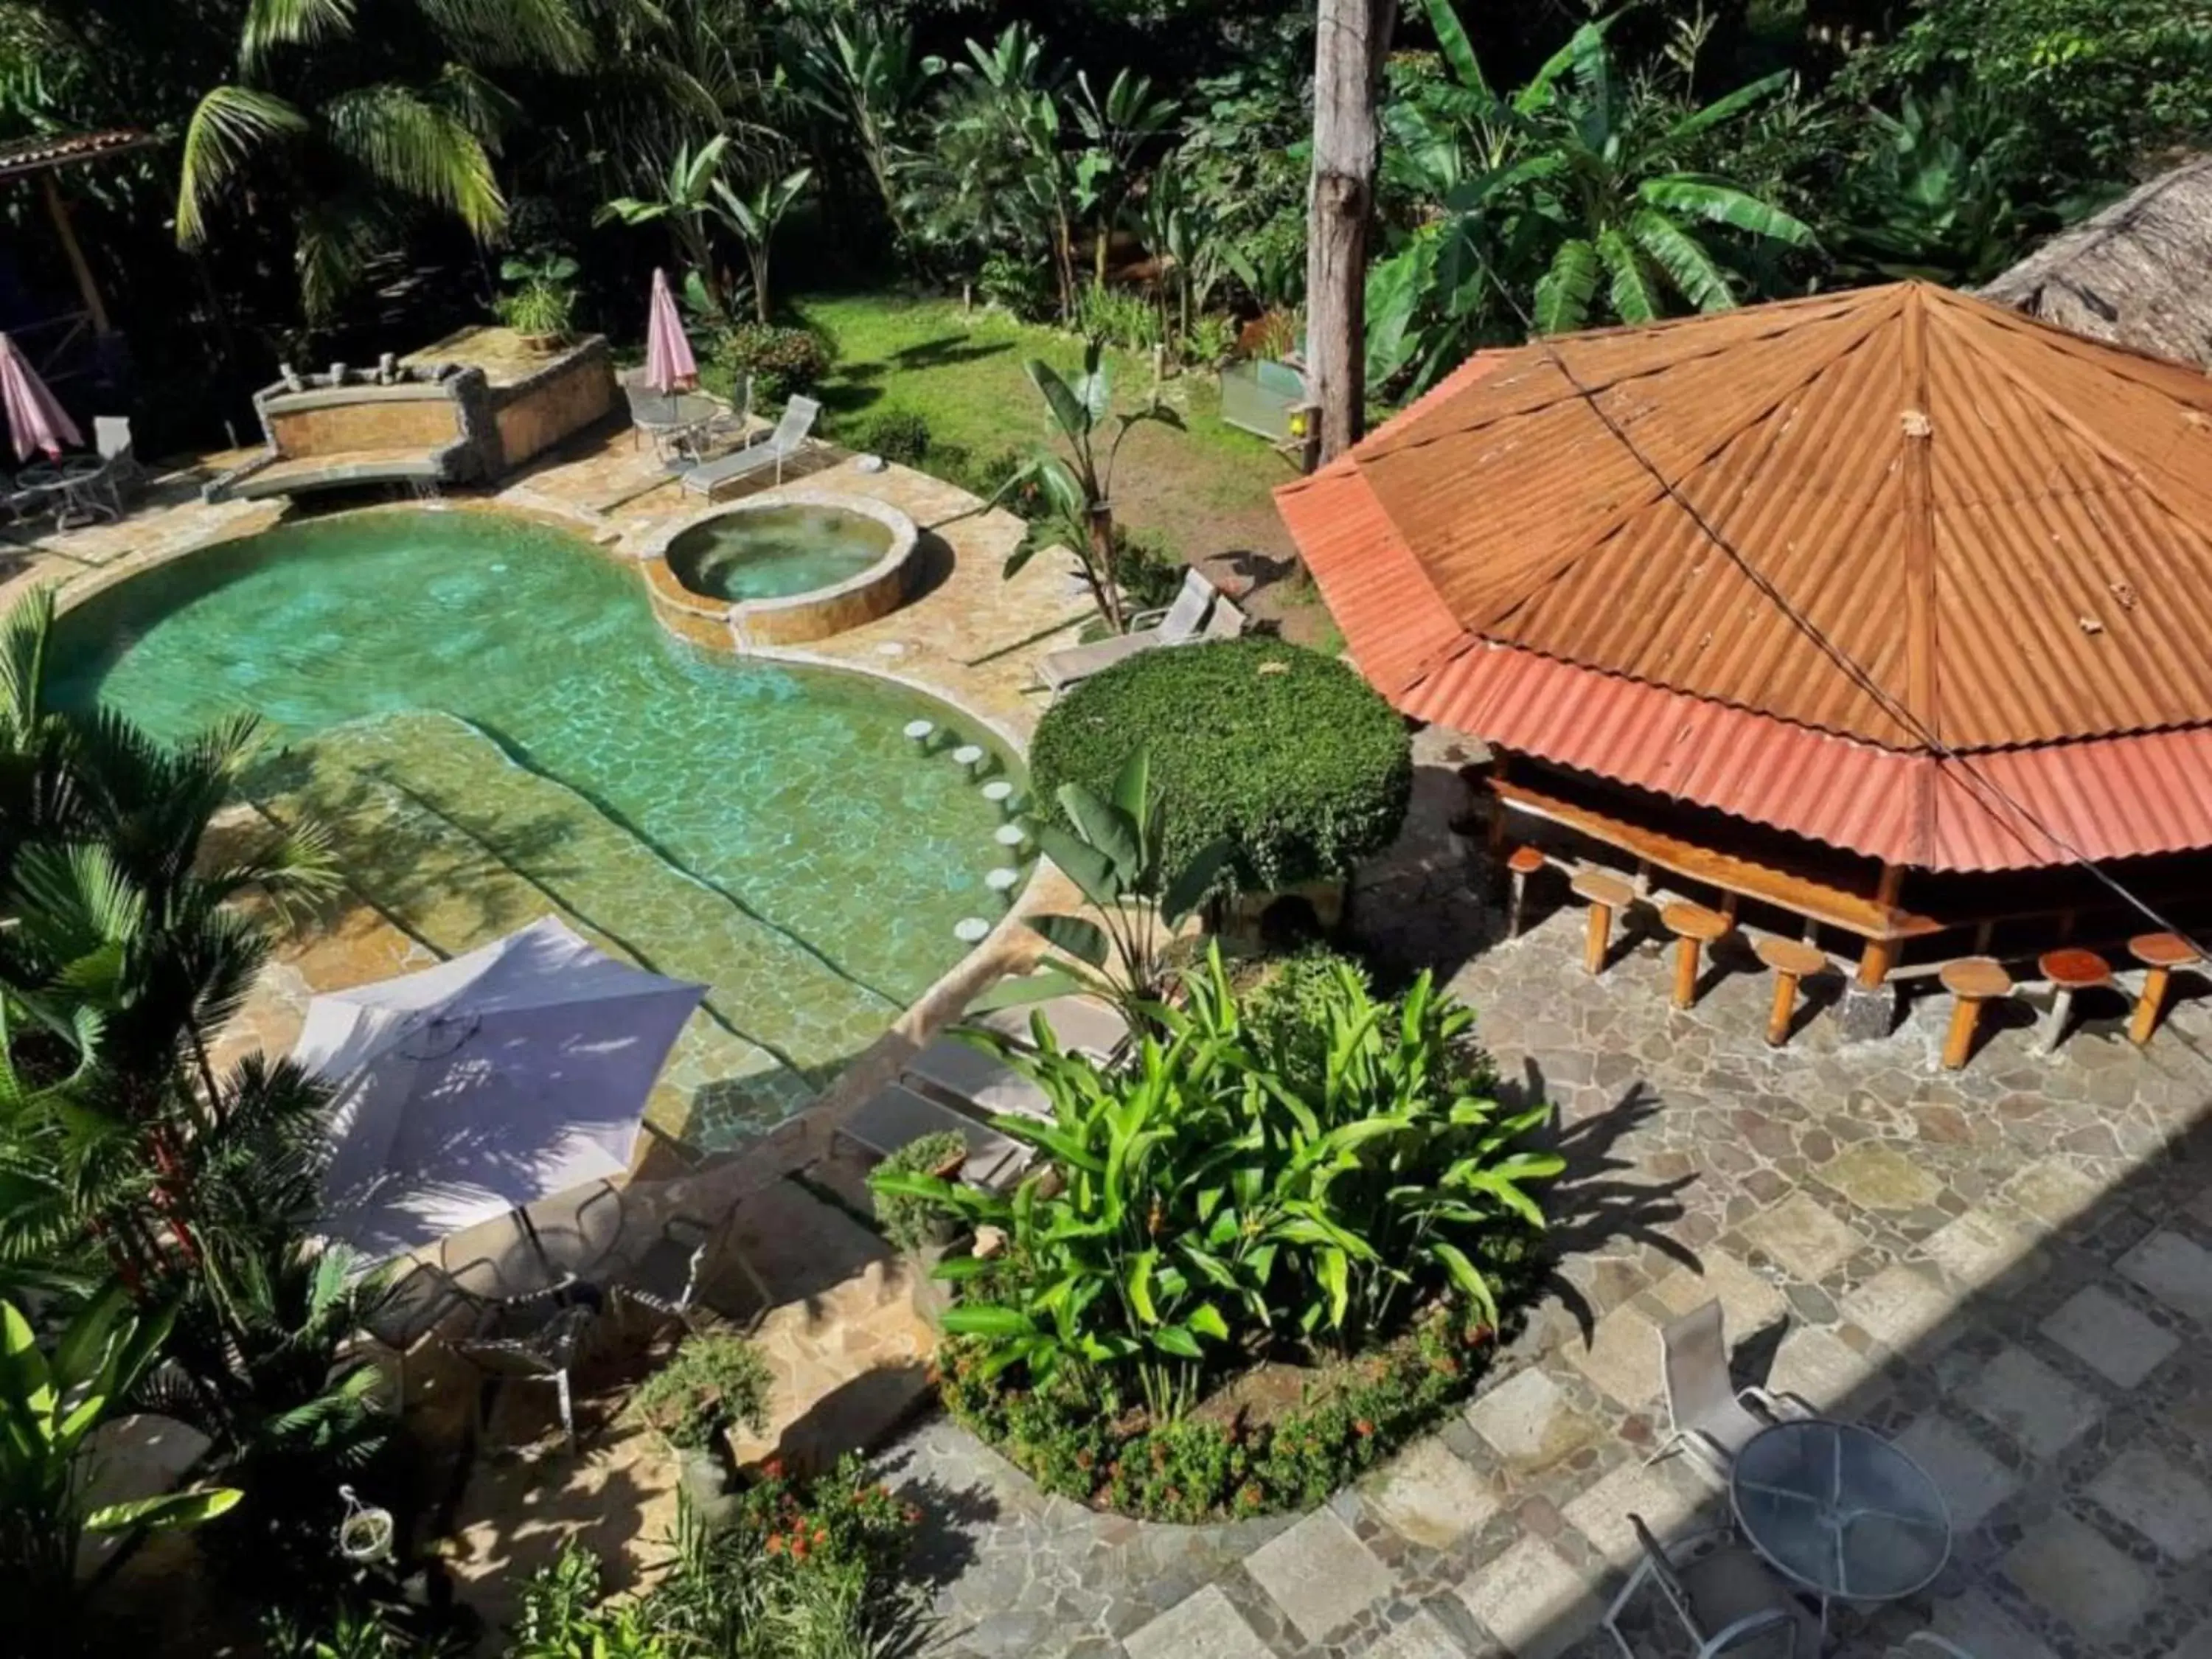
left=1941, top=996, right=1982, bottom=1071
left=1673, top=936, right=1703, bottom=1010
left=42, top=173, right=111, bottom=334
left=1855, top=935, right=1896, bottom=990
left=2130, top=964, right=2171, bottom=1047
left=1584, top=902, right=1612, bottom=975
left=1766, top=972, right=1798, bottom=1048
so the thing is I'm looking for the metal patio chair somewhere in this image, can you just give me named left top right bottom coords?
left=359, top=1260, right=486, bottom=1410
left=614, top=1206, right=772, bottom=1332
left=455, top=1299, right=597, bottom=1452
left=1606, top=1516, right=1822, bottom=1658
left=1646, top=1298, right=1802, bottom=1473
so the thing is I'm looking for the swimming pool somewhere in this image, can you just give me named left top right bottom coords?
left=49, top=508, right=1020, bottom=1147
left=667, top=501, right=894, bottom=602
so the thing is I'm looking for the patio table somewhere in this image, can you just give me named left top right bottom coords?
left=631, top=391, right=724, bottom=465
left=18, top=456, right=119, bottom=529
left=1732, top=1419, right=1950, bottom=1630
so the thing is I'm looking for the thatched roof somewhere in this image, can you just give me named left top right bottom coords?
left=1981, top=155, right=2212, bottom=369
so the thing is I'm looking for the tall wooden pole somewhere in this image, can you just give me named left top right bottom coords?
left=41, top=173, right=112, bottom=335
left=1305, top=0, right=1397, bottom=467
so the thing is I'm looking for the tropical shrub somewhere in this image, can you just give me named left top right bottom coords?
left=878, top=944, right=1558, bottom=1429
left=1015, top=747, right=1230, bottom=1022
left=1, top=1288, right=241, bottom=1657
left=844, top=408, right=934, bottom=467
left=714, top=322, right=832, bottom=404
left=625, top=1327, right=773, bottom=1453
left=999, top=339, right=1183, bottom=634
left=978, top=250, right=1056, bottom=320
left=872, top=1129, right=969, bottom=1253
left=495, top=253, right=581, bottom=339
left=1030, top=639, right=1413, bottom=896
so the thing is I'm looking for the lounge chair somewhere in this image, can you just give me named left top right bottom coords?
left=836, top=1080, right=1030, bottom=1189
left=94, top=416, right=142, bottom=498
left=1603, top=1516, right=1823, bottom=1658
left=681, top=394, right=819, bottom=497
left=970, top=992, right=1130, bottom=1064
left=1037, top=568, right=1218, bottom=695
left=1645, top=1298, right=1802, bottom=1473
left=900, top=1037, right=1052, bottom=1122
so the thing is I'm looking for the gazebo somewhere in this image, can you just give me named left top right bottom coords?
left=1276, top=281, right=2212, bottom=993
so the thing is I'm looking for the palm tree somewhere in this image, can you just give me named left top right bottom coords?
left=174, top=0, right=598, bottom=318
left=0, top=588, right=336, bottom=1293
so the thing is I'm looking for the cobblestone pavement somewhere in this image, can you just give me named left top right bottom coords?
left=886, top=754, right=2212, bottom=1659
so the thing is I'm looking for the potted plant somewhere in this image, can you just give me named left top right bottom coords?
left=495, top=253, right=581, bottom=350
left=869, top=1130, right=969, bottom=1256
left=624, top=1326, right=771, bottom=1523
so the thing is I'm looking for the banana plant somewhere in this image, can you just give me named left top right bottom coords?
left=710, top=165, right=813, bottom=324
left=0, top=1285, right=241, bottom=1645
left=599, top=136, right=742, bottom=321
left=1023, top=748, right=1228, bottom=1024
left=998, top=341, right=1183, bottom=633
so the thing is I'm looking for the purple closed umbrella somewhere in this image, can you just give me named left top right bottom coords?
left=644, top=268, right=698, bottom=397
left=0, top=332, right=82, bottom=463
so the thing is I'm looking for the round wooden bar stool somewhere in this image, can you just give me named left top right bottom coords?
left=2037, top=947, right=2112, bottom=1055
left=1660, top=901, right=1733, bottom=1010
left=1756, top=936, right=1829, bottom=1047
left=1939, top=956, right=2011, bottom=1071
left=1504, top=845, right=1548, bottom=938
left=2127, top=932, right=2199, bottom=1046
left=1570, top=869, right=1636, bottom=975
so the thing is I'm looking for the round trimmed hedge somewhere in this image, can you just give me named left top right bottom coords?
left=1029, top=636, right=1412, bottom=893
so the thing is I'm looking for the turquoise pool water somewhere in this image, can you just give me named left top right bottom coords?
left=668, top=503, right=893, bottom=602
left=49, top=509, right=1016, bottom=1138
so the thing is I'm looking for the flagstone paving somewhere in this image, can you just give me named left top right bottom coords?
left=886, top=754, right=2212, bottom=1659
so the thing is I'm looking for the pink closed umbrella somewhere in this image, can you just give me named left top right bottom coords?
left=644, top=268, right=698, bottom=397
left=0, top=331, right=82, bottom=464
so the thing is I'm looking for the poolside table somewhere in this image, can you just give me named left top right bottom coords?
left=632, top=391, right=726, bottom=465
left=1731, top=1419, right=1950, bottom=1635
left=18, top=456, right=119, bottom=529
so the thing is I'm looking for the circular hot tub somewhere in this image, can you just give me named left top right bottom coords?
left=639, top=491, right=919, bottom=648
left=669, top=502, right=895, bottom=602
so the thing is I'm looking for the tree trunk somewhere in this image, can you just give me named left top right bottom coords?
left=1088, top=504, right=1124, bottom=632
left=1305, top=0, right=1397, bottom=466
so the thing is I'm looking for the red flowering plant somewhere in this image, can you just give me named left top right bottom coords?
left=737, top=1453, right=917, bottom=1583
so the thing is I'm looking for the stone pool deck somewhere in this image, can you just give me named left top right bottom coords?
left=881, top=745, right=2212, bottom=1659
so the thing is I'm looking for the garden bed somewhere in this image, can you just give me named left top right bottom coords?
left=933, top=1290, right=1532, bottom=1523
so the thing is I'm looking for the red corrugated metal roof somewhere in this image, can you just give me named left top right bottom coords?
left=1275, top=285, right=2212, bottom=874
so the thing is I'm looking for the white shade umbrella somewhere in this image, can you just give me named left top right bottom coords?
left=298, top=916, right=706, bottom=1263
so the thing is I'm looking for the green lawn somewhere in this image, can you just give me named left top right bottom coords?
left=787, top=293, right=1304, bottom=575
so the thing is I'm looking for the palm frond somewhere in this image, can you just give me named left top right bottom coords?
left=176, top=86, right=309, bottom=248
left=239, top=0, right=356, bottom=72
left=323, top=81, right=507, bottom=240
left=415, top=0, right=594, bottom=74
